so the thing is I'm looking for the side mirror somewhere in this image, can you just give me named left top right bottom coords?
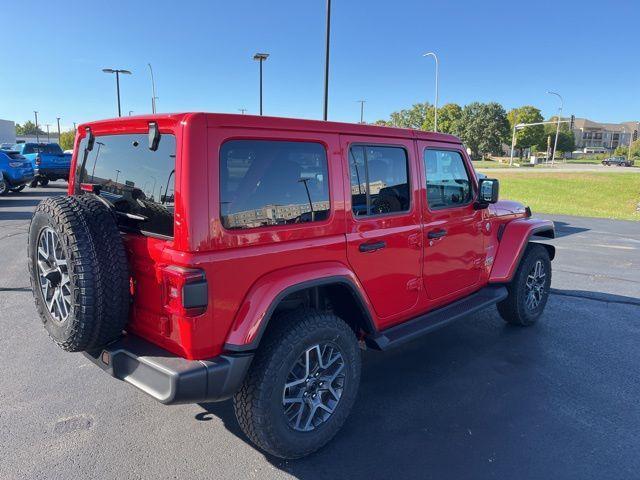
left=478, top=178, right=499, bottom=205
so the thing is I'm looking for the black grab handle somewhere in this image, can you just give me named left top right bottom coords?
left=359, top=241, right=387, bottom=253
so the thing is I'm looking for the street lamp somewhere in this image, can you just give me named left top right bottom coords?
left=102, top=68, right=132, bottom=117
left=323, top=0, right=332, bottom=121
left=148, top=63, right=158, bottom=114
left=238, top=108, right=247, bottom=115
left=356, top=100, right=366, bottom=123
left=56, top=117, right=61, bottom=143
left=45, top=124, right=51, bottom=142
left=33, top=111, right=39, bottom=143
left=547, top=91, right=563, bottom=165
left=253, top=53, right=269, bottom=115
left=423, top=52, right=439, bottom=132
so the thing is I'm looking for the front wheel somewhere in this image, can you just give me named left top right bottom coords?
left=497, top=243, right=552, bottom=326
left=233, top=309, right=361, bottom=459
left=0, top=177, right=8, bottom=196
left=10, top=185, right=26, bottom=193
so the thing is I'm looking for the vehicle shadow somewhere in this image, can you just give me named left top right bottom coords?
left=549, top=220, right=589, bottom=238
left=0, top=211, right=37, bottom=221
left=195, top=308, right=550, bottom=479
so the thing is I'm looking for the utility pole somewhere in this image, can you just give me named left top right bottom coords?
left=547, top=91, right=563, bottom=165
left=253, top=53, right=269, bottom=115
left=73, top=122, right=77, bottom=131
left=323, top=0, right=331, bottom=121
left=509, top=116, right=518, bottom=165
left=423, top=52, right=439, bottom=132
left=357, top=100, right=366, bottom=123
left=34, top=111, right=39, bottom=143
left=56, top=117, right=61, bottom=143
left=45, top=124, right=51, bottom=142
left=148, top=63, right=158, bottom=114
left=238, top=108, right=247, bottom=115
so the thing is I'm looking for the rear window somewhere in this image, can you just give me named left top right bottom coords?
left=24, top=144, right=63, bottom=155
left=220, top=140, right=330, bottom=230
left=76, top=133, right=176, bottom=238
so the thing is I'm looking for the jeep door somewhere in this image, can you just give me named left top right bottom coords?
left=341, top=136, right=422, bottom=326
left=417, top=142, right=485, bottom=301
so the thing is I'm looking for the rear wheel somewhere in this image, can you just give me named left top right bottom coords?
left=497, top=243, right=551, bottom=326
left=39, top=178, right=50, bottom=187
left=0, top=177, right=8, bottom=196
left=233, top=309, right=361, bottom=459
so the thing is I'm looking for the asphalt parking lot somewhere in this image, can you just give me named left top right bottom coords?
left=1, top=183, right=639, bottom=480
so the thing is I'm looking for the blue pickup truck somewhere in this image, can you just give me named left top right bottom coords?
left=12, top=142, right=72, bottom=186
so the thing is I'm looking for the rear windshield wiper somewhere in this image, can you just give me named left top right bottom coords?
left=80, top=183, right=149, bottom=222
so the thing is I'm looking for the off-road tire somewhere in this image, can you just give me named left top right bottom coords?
left=233, top=309, right=361, bottom=459
left=0, top=176, right=8, bottom=196
left=497, top=243, right=551, bottom=326
left=29, top=178, right=39, bottom=188
left=28, top=195, right=130, bottom=352
left=9, top=185, right=26, bottom=193
left=39, top=178, right=49, bottom=187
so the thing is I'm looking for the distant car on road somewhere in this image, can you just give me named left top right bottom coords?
left=11, top=142, right=71, bottom=186
left=0, top=150, right=34, bottom=195
left=602, top=156, right=633, bottom=167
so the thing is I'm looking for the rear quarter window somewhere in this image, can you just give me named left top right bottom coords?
left=219, top=140, right=330, bottom=230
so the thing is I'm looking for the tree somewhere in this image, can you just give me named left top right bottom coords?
left=543, top=117, right=575, bottom=155
left=59, top=130, right=76, bottom=151
left=437, top=103, right=463, bottom=135
left=15, top=121, right=45, bottom=136
left=458, top=102, right=510, bottom=159
left=507, top=106, right=545, bottom=157
left=378, top=102, right=435, bottom=131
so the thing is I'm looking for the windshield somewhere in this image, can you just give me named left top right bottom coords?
left=76, top=133, right=176, bottom=238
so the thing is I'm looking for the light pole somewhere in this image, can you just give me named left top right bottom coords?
left=148, top=63, right=158, bottom=114
left=547, top=91, right=563, bottom=165
left=423, top=52, right=439, bottom=132
left=356, top=100, right=366, bottom=123
left=129, top=111, right=134, bottom=116
left=102, top=68, right=132, bottom=117
left=34, top=111, right=39, bottom=143
left=238, top=108, right=247, bottom=115
left=56, top=117, right=61, bottom=143
left=115, top=169, right=121, bottom=185
left=323, top=0, right=332, bottom=121
left=91, top=141, right=105, bottom=181
left=253, top=53, right=269, bottom=115
left=45, top=124, right=51, bottom=143
left=629, top=122, right=639, bottom=161
left=73, top=122, right=77, bottom=131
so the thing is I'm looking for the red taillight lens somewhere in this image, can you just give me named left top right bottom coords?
left=161, top=265, right=208, bottom=317
left=35, top=155, right=41, bottom=165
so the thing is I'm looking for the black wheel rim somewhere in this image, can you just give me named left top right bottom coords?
left=525, top=259, right=546, bottom=311
left=37, top=227, right=72, bottom=323
left=282, top=343, right=346, bottom=432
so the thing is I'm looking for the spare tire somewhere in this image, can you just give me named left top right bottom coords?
left=28, top=195, right=130, bottom=352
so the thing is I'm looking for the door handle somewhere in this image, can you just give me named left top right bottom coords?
left=427, top=229, right=447, bottom=239
left=359, top=241, right=387, bottom=253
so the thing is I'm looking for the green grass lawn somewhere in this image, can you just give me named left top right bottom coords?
left=470, top=159, right=515, bottom=169
left=488, top=172, right=640, bottom=221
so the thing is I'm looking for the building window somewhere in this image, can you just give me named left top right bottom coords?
left=349, top=145, right=410, bottom=216
left=220, top=140, right=330, bottom=229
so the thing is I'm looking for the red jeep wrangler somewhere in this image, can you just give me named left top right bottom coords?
left=28, top=113, right=554, bottom=458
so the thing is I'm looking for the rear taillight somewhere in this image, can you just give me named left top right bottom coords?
left=161, top=265, right=208, bottom=317
left=35, top=155, right=41, bottom=165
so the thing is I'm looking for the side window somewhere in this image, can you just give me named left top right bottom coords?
left=424, top=149, right=473, bottom=209
left=349, top=145, right=410, bottom=216
left=219, top=140, right=330, bottom=230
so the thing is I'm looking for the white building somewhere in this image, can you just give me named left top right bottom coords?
left=0, top=119, right=15, bottom=144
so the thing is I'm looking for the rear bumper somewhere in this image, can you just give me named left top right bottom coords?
left=83, top=335, right=253, bottom=405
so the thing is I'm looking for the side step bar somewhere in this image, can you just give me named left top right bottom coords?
left=366, top=286, right=508, bottom=351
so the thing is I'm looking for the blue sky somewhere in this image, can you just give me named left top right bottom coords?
left=1, top=0, right=638, bottom=130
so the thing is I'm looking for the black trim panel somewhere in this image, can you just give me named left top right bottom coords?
left=84, top=335, right=253, bottom=405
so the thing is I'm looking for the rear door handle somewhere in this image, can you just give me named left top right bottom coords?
left=359, top=241, right=387, bottom=253
left=427, top=229, right=447, bottom=239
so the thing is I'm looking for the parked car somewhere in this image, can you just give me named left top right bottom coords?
left=12, top=142, right=71, bottom=186
left=0, top=150, right=35, bottom=195
left=602, top=156, right=633, bottom=167
left=28, top=113, right=555, bottom=459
